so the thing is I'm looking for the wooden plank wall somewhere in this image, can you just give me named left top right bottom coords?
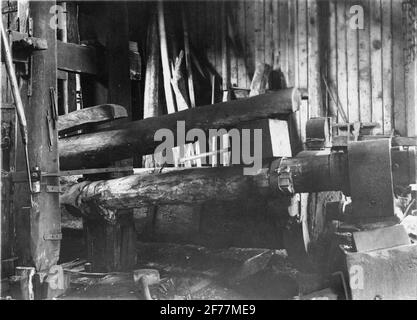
left=186, top=0, right=416, bottom=138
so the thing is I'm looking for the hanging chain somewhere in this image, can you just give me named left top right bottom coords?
left=403, top=0, right=417, bottom=73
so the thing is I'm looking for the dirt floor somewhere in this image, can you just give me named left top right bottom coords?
left=1, top=227, right=341, bottom=300
left=55, top=237, right=342, bottom=300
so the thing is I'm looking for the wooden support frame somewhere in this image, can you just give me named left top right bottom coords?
left=57, top=41, right=97, bottom=75
left=12, top=1, right=61, bottom=273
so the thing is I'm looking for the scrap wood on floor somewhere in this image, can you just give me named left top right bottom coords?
left=57, top=242, right=305, bottom=300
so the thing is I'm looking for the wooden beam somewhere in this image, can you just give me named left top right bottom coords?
left=170, top=51, right=190, bottom=111
left=57, top=41, right=97, bottom=75
left=158, top=0, right=176, bottom=114
left=66, top=1, right=80, bottom=113
left=182, top=4, right=195, bottom=107
left=143, top=9, right=160, bottom=119
left=249, top=63, right=272, bottom=97
left=57, top=104, right=128, bottom=134
left=9, top=30, right=47, bottom=50
left=60, top=153, right=351, bottom=223
left=27, top=1, right=60, bottom=272
left=59, top=88, right=302, bottom=170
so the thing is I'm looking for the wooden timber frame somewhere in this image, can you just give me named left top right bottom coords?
left=75, top=2, right=136, bottom=272
left=12, top=1, right=60, bottom=274
left=4, top=0, right=416, bottom=283
left=4, top=1, right=136, bottom=279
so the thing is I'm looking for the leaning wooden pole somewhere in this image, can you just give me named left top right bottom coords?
left=27, top=1, right=60, bottom=272
left=59, top=88, right=301, bottom=169
left=158, top=0, right=176, bottom=114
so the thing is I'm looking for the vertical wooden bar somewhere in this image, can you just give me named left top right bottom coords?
left=307, top=0, right=322, bottom=117
left=27, top=0, right=60, bottom=272
left=346, top=0, right=359, bottom=122
left=328, top=0, right=338, bottom=120
left=245, top=0, right=255, bottom=80
left=158, top=0, right=176, bottom=114
left=392, top=0, right=406, bottom=136
left=298, top=0, right=308, bottom=145
left=405, top=5, right=417, bottom=136
left=358, top=0, right=372, bottom=123
left=230, top=1, right=239, bottom=88
left=182, top=4, right=195, bottom=107
left=66, top=1, right=79, bottom=113
left=215, top=2, right=222, bottom=79
left=278, top=0, right=289, bottom=84
left=60, top=2, right=68, bottom=115
left=370, top=0, right=383, bottom=133
left=237, top=0, right=247, bottom=88
left=221, top=1, right=230, bottom=101
left=336, top=0, right=348, bottom=122
left=381, top=0, right=393, bottom=134
left=272, top=0, right=280, bottom=88
left=254, top=0, right=265, bottom=69
left=287, top=0, right=296, bottom=88
left=264, top=0, right=273, bottom=68
left=143, top=8, right=160, bottom=119
left=206, top=1, right=215, bottom=78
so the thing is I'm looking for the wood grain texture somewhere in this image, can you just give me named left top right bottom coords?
left=59, top=88, right=302, bottom=170
left=392, top=0, right=406, bottom=136
left=358, top=0, right=372, bottom=123
left=370, top=0, right=383, bottom=133
left=381, top=0, right=393, bottom=134
left=336, top=0, right=348, bottom=122
left=346, top=0, right=359, bottom=122
left=328, top=0, right=338, bottom=120
left=57, top=104, right=128, bottom=134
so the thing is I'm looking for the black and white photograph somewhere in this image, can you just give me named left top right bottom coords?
left=0, top=0, right=417, bottom=304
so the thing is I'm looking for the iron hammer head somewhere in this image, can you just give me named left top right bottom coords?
left=133, top=269, right=160, bottom=285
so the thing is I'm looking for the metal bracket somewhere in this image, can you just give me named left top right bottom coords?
left=43, top=233, right=62, bottom=241
left=348, top=139, right=395, bottom=219
left=305, top=117, right=332, bottom=150
left=270, top=158, right=294, bottom=195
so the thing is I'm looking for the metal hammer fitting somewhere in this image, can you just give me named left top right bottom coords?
left=133, top=269, right=160, bottom=300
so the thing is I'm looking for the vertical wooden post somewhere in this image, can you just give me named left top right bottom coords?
left=60, top=2, right=69, bottom=115
left=106, top=2, right=131, bottom=119
left=27, top=0, right=60, bottom=272
left=143, top=8, right=160, bottom=119
left=221, top=1, right=230, bottom=102
left=182, top=5, right=195, bottom=108
left=158, top=0, right=176, bottom=114
left=81, top=2, right=136, bottom=272
left=66, top=1, right=80, bottom=113
left=307, top=0, right=324, bottom=118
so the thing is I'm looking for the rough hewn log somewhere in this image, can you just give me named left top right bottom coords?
left=60, top=166, right=271, bottom=223
left=59, top=88, right=301, bottom=170
left=58, top=104, right=128, bottom=134
left=60, top=151, right=352, bottom=223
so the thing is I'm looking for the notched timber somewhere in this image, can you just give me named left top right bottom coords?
left=58, top=104, right=128, bottom=134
